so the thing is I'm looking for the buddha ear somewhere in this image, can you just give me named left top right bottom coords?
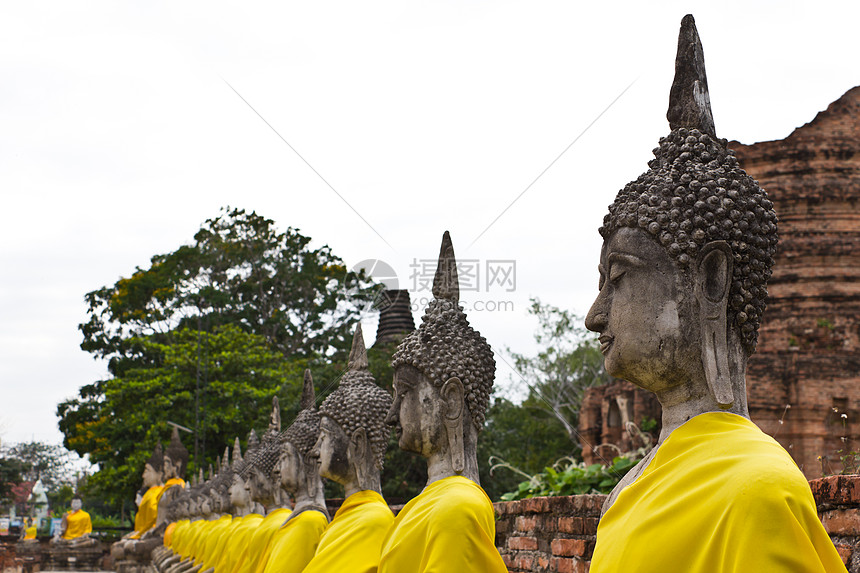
left=349, top=427, right=369, bottom=487
left=441, top=377, right=465, bottom=473
left=695, top=241, right=734, bottom=408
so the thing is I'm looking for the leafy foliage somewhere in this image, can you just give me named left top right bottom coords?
left=478, top=397, right=575, bottom=501
left=60, top=324, right=301, bottom=508
left=506, top=298, right=610, bottom=444
left=498, top=455, right=639, bottom=501
left=60, top=208, right=377, bottom=511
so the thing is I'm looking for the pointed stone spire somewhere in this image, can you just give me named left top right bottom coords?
left=347, top=324, right=369, bottom=371
left=269, top=396, right=281, bottom=432
left=301, top=369, right=316, bottom=410
left=214, top=455, right=221, bottom=475
left=197, top=467, right=204, bottom=485
left=432, top=231, right=459, bottom=303
left=667, top=14, right=717, bottom=139
left=248, top=429, right=259, bottom=450
left=222, top=446, right=230, bottom=471
left=207, top=464, right=214, bottom=480
left=232, top=437, right=242, bottom=466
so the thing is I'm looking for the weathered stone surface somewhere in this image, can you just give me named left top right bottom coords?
left=730, top=85, right=860, bottom=479
left=667, top=14, right=716, bottom=139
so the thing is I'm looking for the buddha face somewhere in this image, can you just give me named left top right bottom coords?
left=141, top=463, right=161, bottom=489
left=199, top=495, right=213, bottom=516
left=245, top=467, right=274, bottom=504
left=585, top=227, right=703, bottom=394
left=162, top=456, right=178, bottom=480
left=311, top=416, right=351, bottom=484
left=71, top=499, right=82, bottom=512
left=275, top=442, right=302, bottom=493
left=229, top=474, right=250, bottom=508
left=387, top=365, right=445, bottom=457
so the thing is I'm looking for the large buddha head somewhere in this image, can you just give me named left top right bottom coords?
left=314, top=325, right=392, bottom=493
left=388, top=232, right=495, bottom=479
left=585, top=15, right=778, bottom=413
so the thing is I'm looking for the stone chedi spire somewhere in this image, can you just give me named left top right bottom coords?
left=373, top=290, right=416, bottom=347
left=320, top=325, right=393, bottom=470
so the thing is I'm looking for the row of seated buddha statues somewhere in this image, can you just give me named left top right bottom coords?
left=140, top=231, right=507, bottom=573
left=116, top=13, right=850, bottom=573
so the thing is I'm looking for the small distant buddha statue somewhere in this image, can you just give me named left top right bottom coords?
left=379, top=232, right=507, bottom=573
left=256, top=371, right=329, bottom=573
left=111, top=443, right=166, bottom=566
left=303, top=325, right=394, bottom=573
left=156, top=427, right=190, bottom=529
left=57, top=497, right=93, bottom=543
left=585, top=15, right=846, bottom=573
left=230, top=425, right=292, bottom=573
left=209, top=439, right=266, bottom=573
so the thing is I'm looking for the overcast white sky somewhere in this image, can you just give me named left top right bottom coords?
left=2, top=0, right=858, bottom=448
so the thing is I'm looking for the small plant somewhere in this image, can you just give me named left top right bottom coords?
left=495, top=453, right=641, bottom=501
left=816, top=318, right=834, bottom=330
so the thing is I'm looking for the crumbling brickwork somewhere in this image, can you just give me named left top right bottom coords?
left=494, top=476, right=860, bottom=572
left=731, top=86, right=860, bottom=479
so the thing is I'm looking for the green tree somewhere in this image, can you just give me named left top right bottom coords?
left=78, top=207, right=375, bottom=376
left=506, top=298, right=610, bottom=444
left=60, top=324, right=302, bottom=508
left=61, top=208, right=377, bottom=511
left=1, top=442, right=86, bottom=493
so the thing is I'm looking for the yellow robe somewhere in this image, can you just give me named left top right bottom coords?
left=257, top=510, right=328, bottom=573
left=198, top=515, right=234, bottom=567
left=303, top=490, right=394, bottom=573
left=214, top=513, right=263, bottom=573
left=24, top=525, right=37, bottom=540
left=165, top=519, right=189, bottom=548
left=378, top=476, right=507, bottom=573
left=591, top=412, right=848, bottom=573
left=130, top=484, right=165, bottom=539
left=62, top=510, right=92, bottom=540
left=232, top=508, right=292, bottom=573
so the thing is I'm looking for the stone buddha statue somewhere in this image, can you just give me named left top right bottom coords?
left=378, top=232, right=507, bottom=573
left=56, top=497, right=93, bottom=544
left=303, top=325, right=394, bottom=573
left=111, top=443, right=166, bottom=566
left=586, top=15, right=846, bottom=573
left=155, top=427, right=190, bottom=529
left=256, top=370, right=329, bottom=573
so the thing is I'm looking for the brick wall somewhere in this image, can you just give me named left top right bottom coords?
left=495, top=475, right=860, bottom=572
left=494, top=495, right=604, bottom=573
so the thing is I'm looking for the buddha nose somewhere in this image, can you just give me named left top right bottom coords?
left=585, top=292, right=608, bottom=334
left=385, top=398, right=399, bottom=426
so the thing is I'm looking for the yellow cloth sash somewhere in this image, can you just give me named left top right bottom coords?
left=24, top=526, right=37, bottom=540
left=214, top=513, right=263, bottom=573
left=591, top=412, right=847, bottom=573
left=378, top=475, right=507, bottom=573
left=62, top=510, right=92, bottom=540
left=257, top=510, right=328, bottom=573
left=165, top=519, right=189, bottom=547
left=303, top=490, right=394, bottom=573
left=198, top=515, right=233, bottom=567
left=232, top=508, right=291, bottom=573
left=130, top=484, right=165, bottom=539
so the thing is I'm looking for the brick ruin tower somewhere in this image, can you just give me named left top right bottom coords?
left=578, top=87, right=860, bottom=474
left=731, top=86, right=860, bottom=478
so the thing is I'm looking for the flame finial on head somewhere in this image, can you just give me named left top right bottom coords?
left=667, top=14, right=716, bottom=139
left=347, top=323, right=369, bottom=371
left=432, top=231, right=459, bottom=303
